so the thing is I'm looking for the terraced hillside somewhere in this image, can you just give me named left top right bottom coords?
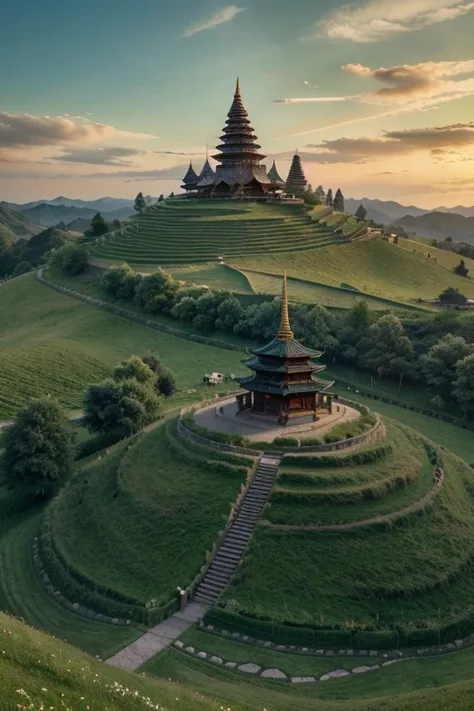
left=214, top=418, right=474, bottom=646
left=90, top=200, right=362, bottom=266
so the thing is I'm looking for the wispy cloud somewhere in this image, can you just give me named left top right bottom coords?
left=182, top=5, right=245, bottom=37
left=314, top=0, right=474, bottom=43
left=276, top=60, right=474, bottom=138
left=47, top=146, right=147, bottom=166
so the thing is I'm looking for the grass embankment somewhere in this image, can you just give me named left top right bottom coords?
left=398, top=238, right=474, bottom=276
left=90, top=200, right=349, bottom=266
left=268, top=421, right=432, bottom=525
left=230, top=237, right=474, bottom=303
left=6, top=608, right=474, bottom=711
left=220, top=443, right=474, bottom=632
left=0, top=273, right=246, bottom=418
left=45, top=420, right=247, bottom=605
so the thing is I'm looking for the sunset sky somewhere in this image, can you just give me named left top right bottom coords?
left=1, top=0, right=474, bottom=207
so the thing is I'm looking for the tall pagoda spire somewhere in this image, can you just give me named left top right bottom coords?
left=285, top=153, right=307, bottom=196
left=213, top=78, right=266, bottom=165
left=277, top=272, right=294, bottom=341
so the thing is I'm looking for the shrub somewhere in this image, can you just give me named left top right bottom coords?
left=100, top=264, right=142, bottom=300
left=83, top=378, right=163, bottom=434
left=51, top=242, right=89, bottom=276
left=2, top=398, right=76, bottom=498
left=272, top=437, right=299, bottom=447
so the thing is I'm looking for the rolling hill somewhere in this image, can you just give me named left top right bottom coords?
left=17, top=202, right=134, bottom=228
left=0, top=205, right=41, bottom=244
left=393, top=212, right=474, bottom=243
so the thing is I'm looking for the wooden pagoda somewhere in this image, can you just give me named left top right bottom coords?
left=235, top=275, right=334, bottom=423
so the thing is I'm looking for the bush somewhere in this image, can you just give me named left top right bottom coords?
left=323, top=413, right=376, bottom=443
left=2, top=398, right=76, bottom=498
left=100, top=264, right=142, bottom=300
left=51, top=242, right=89, bottom=276
left=272, top=437, right=299, bottom=447
left=83, top=378, right=163, bottom=434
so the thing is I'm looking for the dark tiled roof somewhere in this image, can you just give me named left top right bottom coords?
left=242, top=356, right=325, bottom=375
left=235, top=376, right=332, bottom=395
left=252, top=337, right=322, bottom=359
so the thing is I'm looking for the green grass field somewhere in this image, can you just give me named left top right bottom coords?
left=0, top=273, right=246, bottom=418
left=47, top=421, right=247, bottom=605
left=220, top=441, right=474, bottom=631
left=398, top=238, right=474, bottom=276
left=230, top=237, right=474, bottom=303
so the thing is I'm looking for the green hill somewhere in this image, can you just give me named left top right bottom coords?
left=394, top=211, right=474, bottom=244
left=230, top=237, right=474, bottom=303
left=0, top=204, right=41, bottom=244
left=90, top=200, right=363, bottom=266
left=0, top=273, right=246, bottom=418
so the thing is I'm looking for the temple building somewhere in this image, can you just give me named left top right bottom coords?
left=181, top=78, right=276, bottom=198
left=285, top=153, right=307, bottom=196
left=235, top=275, right=334, bottom=423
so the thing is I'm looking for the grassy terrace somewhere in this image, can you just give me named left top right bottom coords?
left=220, top=442, right=474, bottom=631
left=268, top=421, right=432, bottom=526
left=230, top=237, right=474, bottom=303
left=0, top=273, right=246, bottom=418
left=90, top=200, right=354, bottom=265
left=45, top=420, right=248, bottom=605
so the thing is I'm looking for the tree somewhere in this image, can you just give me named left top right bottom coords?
left=357, top=314, right=413, bottom=381
left=113, top=355, right=156, bottom=385
left=86, top=213, right=109, bottom=238
left=337, top=301, right=370, bottom=365
left=134, top=268, right=179, bottom=314
left=169, top=191, right=175, bottom=198
left=453, top=354, right=474, bottom=416
left=326, top=189, right=333, bottom=207
left=100, top=263, right=141, bottom=300
left=83, top=378, right=163, bottom=434
left=134, top=192, right=146, bottom=213
left=141, top=353, right=177, bottom=398
left=51, top=242, right=89, bottom=276
left=355, top=204, right=367, bottom=220
left=214, top=296, right=245, bottom=332
left=438, top=287, right=467, bottom=305
left=314, top=185, right=325, bottom=203
left=157, top=194, right=164, bottom=202
left=420, top=333, right=474, bottom=397
left=454, top=259, right=469, bottom=277
left=112, top=219, right=121, bottom=231
left=333, top=188, right=345, bottom=212
left=1, top=399, right=76, bottom=498
left=11, top=261, right=33, bottom=277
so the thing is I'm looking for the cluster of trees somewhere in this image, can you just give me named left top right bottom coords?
left=83, top=354, right=175, bottom=434
left=1, top=354, right=175, bottom=499
left=134, top=193, right=167, bottom=213
left=98, top=264, right=474, bottom=415
left=302, top=186, right=345, bottom=212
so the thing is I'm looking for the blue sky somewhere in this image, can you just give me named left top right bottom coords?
left=1, top=0, right=474, bottom=206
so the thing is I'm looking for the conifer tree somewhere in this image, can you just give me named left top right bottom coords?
left=326, top=189, right=333, bottom=207
left=134, top=192, right=146, bottom=213
left=355, top=204, right=367, bottom=220
left=333, top=188, right=345, bottom=212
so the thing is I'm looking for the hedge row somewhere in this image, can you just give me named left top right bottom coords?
left=282, top=443, right=393, bottom=469
left=272, top=463, right=419, bottom=506
left=174, top=422, right=254, bottom=467
left=205, top=605, right=474, bottom=650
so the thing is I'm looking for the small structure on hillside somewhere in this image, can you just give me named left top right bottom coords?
left=235, top=274, right=335, bottom=424
left=284, top=153, right=307, bottom=197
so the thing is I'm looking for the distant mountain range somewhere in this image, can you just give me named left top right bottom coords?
left=0, top=197, right=136, bottom=229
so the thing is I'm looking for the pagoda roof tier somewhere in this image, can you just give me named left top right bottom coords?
left=196, top=158, right=216, bottom=187
left=181, top=162, right=199, bottom=185
left=268, top=160, right=284, bottom=184
left=252, top=337, right=322, bottom=359
left=285, top=153, right=307, bottom=194
left=235, top=376, right=334, bottom=395
left=211, top=164, right=272, bottom=187
left=242, top=356, right=326, bottom=375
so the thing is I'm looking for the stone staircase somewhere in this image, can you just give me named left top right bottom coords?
left=194, top=454, right=281, bottom=605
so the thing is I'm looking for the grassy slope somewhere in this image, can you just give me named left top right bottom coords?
left=398, top=238, right=474, bottom=276
left=230, top=238, right=474, bottom=302
left=222, top=446, right=474, bottom=629
left=239, top=269, right=408, bottom=310
left=0, top=204, right=41, bottom=240
left=50, top=422, right=246, bottom=603
left=0, top=273, right=246, bottom=418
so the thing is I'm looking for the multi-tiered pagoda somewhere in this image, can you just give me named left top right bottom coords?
left=235, top=275, right=334, bottom=423
left=182, top=79, right=282, bottom=198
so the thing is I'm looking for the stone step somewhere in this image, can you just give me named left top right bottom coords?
left=206, top=568, right=233, bottom=583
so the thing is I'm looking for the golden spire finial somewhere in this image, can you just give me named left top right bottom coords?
left=277, top=271, right=294, bottom=340
left=235, top=76, right=241, bottom=96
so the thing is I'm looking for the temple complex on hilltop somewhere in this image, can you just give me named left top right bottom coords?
left=235, top=275, right=335, bottom=424
left=181, top=78, right=286, bottom=198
